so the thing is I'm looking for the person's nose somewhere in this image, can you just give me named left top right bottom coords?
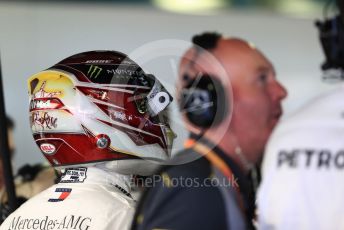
left=270, top=80, right=287, bottom=102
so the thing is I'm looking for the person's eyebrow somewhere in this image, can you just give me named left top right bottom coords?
left=257, top=65, right=276, bottom=76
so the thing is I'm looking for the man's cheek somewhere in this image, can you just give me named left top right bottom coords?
left=239, top=97, right=268, bottom=116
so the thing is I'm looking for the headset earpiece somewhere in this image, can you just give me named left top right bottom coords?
left=179, top=74, right=228, bottom=129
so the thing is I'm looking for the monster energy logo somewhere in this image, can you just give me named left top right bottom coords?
left=87, top=65, right=102, bottom=79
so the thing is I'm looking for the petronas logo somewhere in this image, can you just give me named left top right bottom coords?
left=87, top=65, right=102, bottom=79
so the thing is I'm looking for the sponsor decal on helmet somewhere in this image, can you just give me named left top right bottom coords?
left=87, top=65, right=103, bottom=79
left=85, top=59, right=111, bottom=64
left=48, top=188, right=72, bottom=202
left=95, top=134, right=111, bottom=149
left=40, top=143, right=56, bottom=155
left=107, top=68, right=143, bottom=77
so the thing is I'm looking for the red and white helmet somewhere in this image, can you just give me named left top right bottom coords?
left=28, top=50, right=175, bottom=174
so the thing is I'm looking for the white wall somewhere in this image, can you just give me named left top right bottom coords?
left=0, top=2, right=336, bottom=170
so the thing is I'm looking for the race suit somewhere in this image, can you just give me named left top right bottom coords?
left=0, top=167, right=135, bottom=230
left=258, top=85, right=344, bottom=230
